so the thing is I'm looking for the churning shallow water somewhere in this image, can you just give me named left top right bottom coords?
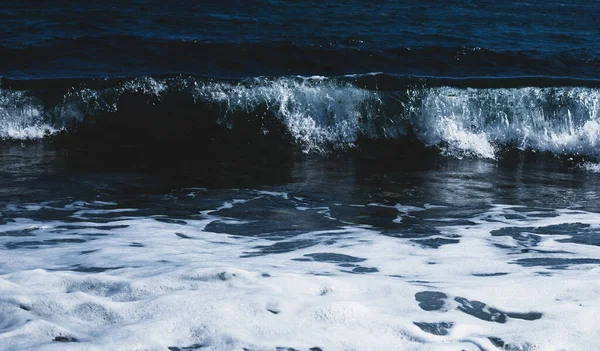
left=1, top=149, right=600, bottom=350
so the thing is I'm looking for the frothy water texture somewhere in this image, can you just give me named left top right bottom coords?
left=2, top=76, right=600, bottom=161
left=1, top=182, right=600, bottom=350
left=0, top=90, right=58, bottom=139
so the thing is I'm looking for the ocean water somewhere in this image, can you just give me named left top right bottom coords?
left=1, top=1, right=600, bottom=350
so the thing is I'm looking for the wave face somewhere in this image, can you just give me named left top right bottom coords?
left=2, top=75, right=600, bottom=160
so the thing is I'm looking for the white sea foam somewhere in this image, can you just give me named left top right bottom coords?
left=192, top=77, right=386, bottom=153
left=255, top=191, right=290, bottom=199
left=1, top=196, right=600, bottom=350
left=581, top=161, right=600, bottom=173
left=2, top=78, right=600, bottom=164
left=0, top=90, right=59, bottom=139
left=410, top=86, right=600, bottom=159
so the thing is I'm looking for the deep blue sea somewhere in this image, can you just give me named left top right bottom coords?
left=1, top=2, right=600, bottom=350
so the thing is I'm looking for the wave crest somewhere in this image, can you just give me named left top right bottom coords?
left=410, top=86, right=600, bottom=158
left=190, top=77, right=387, bottom=152
left=2, top=75, right=600, bottom=160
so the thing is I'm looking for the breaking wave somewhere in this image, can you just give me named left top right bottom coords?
left=1, top=74, right=600, bottom=160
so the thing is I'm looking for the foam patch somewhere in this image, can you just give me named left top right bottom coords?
left=1, top=193, right=600, bottom=350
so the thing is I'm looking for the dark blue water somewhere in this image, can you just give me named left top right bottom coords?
left=2, top=0, right=600, bottom=79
